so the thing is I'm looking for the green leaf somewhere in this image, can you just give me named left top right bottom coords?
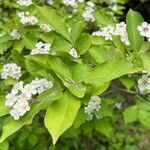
left=35, top=6, right=71, bottom=42
left=25, top=57, right=53, bottom=79
left=120, top=76, right=135, bottom=90
left=0, top=97, right=10, bottom=117
left=73, top=107, right=87, bottom=128
left=138, top=110, right=150, bottom=128
left=0, top=84, right=62, bottom=143
left=0, top=140, right=9, bottom=150
left=123, top=105, right=138, bottom=124
left=44, top=91, right=81, bottom=144
left=48, top=56, right=73, bottom=81
left=88, top=45, right=110, bottom=64
left=84, top=58, right=142, bottom=85
left=95, top=118, right=113, bottom=138
left=95, top=11, right=115, bottom=26
left=62, top=81, right=86, bottom=98
left=12, top=50, right=25, bottom=68
left=71, top=63, right=92, bottom=82
left=140, top=52, right=150, bottom=74
left=75, top=33, right=91, bottom=55
left=50, top=35, right=72, bottom=55
left=70, top=21, right=85, bottom=43
left=22, top=34, right=37, bottom=50
left=98, top=98, right=114, bottom=117
left=126, top=9, right=144, bottom=51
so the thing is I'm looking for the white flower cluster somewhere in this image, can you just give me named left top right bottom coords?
left=40, top=24, right=53, bottom=32
left=114, top=22, right=130, bottom=46
left=82, top=1, right=95, bottom=22
left=1, top=63, right=22, bottom=80
left=5, top=78, right=53, bottom=120
left=63, top=0, right=77, bottom=7
left=92, top=22, right=130, bottom=45
left=30, top=41, right=51, bottom=55
left=93, top=25, right=114, bottom=40
left=17, top=0, right=32, bottom=6
left=138, top=22, right=150, bottom=42
left=84, top=96, right=101, bottom=120
left=17, top=11, right=38, bottom=25
left=10, top=29, right=21, bottom=40
left=69, top=47, right=78, bottom=58
left=138, top=74, right=150, bottom=93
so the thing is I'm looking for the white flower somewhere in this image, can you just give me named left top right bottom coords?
left=120, top=32, right=130, bottom=46
left=92, top=26, right=114, bottom=40
left=82, top=6, right=95, bottom=22
left=47, top=0, right=54, bottom=5
left=1, top=63, right=22, bottom=80
left=69, top=47, right=78, bottom=58
left=11, top=99, right=30, bottom=120
left=40, top=24, right=53, bottom=32
left=138, top=75, right=150, bottom=93
left=30, top=78, right=54, bottom=94
left=137, top=22, right=150, bottom=38
left=84, top=96, right=101, bottom=120
left=113, top=22, right=130, bottom=45
left=92, top=31, right=102, bottom=36
left=28, top=16, right=38, bottom=25
left=10, top=109, right=20, bottom=120
left=63, top=0, right=77, bottom=7
left=18, top=11, right=38, bottom=25
left=114, top=22, right=126, bottom=35
left=11, top=81, right=24, bottom=95
left=17, top=0, right=32, bottom=6
left=5, top=78, right=53, bottom=120
left=87, top=1, right=95, bottom=8
left=5, top=93, right=18, bottom=107
left=10, top=29, right=21, bottom=40
left=30, top=41, right=51, bottom=55
left=21, top=84, right=36, bottom=99
left=115, top=102, right=122, bottom=109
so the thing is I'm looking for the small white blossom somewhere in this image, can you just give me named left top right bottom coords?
left=1, top=63, right=22, bottom=80
left=87, top=1, right=95, bottom=8
left=17, top=0, right=32, bottom=6
left=69, top=47, right=78, bottom=58
left=40, top=24, right=53, bottom=32
left=63, top=0, right=77, bottom=7
left=30, top=41, right=51, bottom=55
left=18, top=11, right=38, bottom=25
left=11, top=81, right=24, bottom=95
left=30, top=78, right=54, bottom=94
left=137, top=22, right=150, bottom=38
left=10, top=29, right=21, bottom=40
left=94, top=25, right=114, bottom=40
left=114, top=22, right=126, bottom=35
left=82, top=6, right=95, bottom=22
left=5, top=93, right=18, bottom=107
left=115, top=102, right=122, bottom=109
left=113, top=22, right=130, bottom=45
left=138, top=75, right=150, bottom=93
left=10, top=99, right=30, bottom=120
left=5, top=78, right=53, bottom=120
left=92, top=31, right=102, bottom=36
left=84, top=96, right=101, bottom=120
left=47, top=0, right=54, bottom=5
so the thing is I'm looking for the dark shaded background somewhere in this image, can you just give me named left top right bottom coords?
left=125, top=0, right=150, bottom=21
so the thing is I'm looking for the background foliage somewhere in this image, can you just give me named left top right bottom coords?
left=0, top=0, right=150, bottom=150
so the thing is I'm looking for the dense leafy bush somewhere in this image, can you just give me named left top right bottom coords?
left=0, top=0, right=150, bottom=149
